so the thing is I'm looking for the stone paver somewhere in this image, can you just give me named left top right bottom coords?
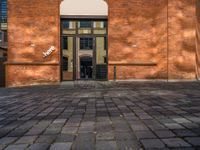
left=49, top=143, right=72, bottom=150
left=141, top=139, right=166, bottom=149
left=162, top=138, right=191, bottom=148
left=185, top=137, right=200, bottom=146
left=96, top=141, right=118, bottom=150
left=4, top=144, right=28, bottom=150
left=0, top=81, right=200, bottom=149
left=28, top=143, right=49, bottom=150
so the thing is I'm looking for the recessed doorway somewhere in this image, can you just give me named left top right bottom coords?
left=61, top=18, right=108, bottom=81
left=80, top=56, right=93, bottom=79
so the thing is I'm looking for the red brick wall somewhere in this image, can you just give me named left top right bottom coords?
left=6, top=0, right=60, bottom=87
left=6, top=0, right=198, bottom=87
left=6, top=65, right=60, bottom=86
left=108, top=0, right=168, bottom=80
left=168, top=0, right=196, bottom=79
left=108, top=0, right=197, bottom=80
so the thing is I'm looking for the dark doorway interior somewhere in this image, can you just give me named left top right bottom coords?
left=80, top=57, right=93, bottom=79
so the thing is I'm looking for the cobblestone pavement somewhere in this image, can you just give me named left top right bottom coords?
left=0, top=81, right=200, bottom=150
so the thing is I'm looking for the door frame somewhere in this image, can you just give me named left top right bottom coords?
left=60, top=17, right=108, bottom=81
left=60, top=35, right=76, bottom=81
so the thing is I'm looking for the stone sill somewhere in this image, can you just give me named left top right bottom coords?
left=109, top=62, right=157, bottom=66
left=5, top=62, right=60, bottom=65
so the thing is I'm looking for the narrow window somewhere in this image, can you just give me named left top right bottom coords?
left=0, top=32, right=2, bottom=43
left=103, top=21, right=107, bottom=28
left=104, top=57, right=107, bottom=64
left=62, top=57, right=68, bottom=71
left=3, top=31, right=7, bottom=42
left=62, top=37, right=68, bottom=50
left=104, top=37, right=107, bottom=50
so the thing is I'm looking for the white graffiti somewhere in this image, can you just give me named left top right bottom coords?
left=43, top=46, right=56, bottom=58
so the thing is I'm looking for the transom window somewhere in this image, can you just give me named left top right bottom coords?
left=80, top=38, right=93, bottom=50
left=62, top=21, right=69, bottom=29
left=79, top=21, right=92, bottom=28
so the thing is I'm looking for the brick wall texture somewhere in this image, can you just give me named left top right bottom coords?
left=6, top=0, right=200, bottom=87
left=108, top=0, right=197, bottom=80
left=6, top=0, right=60, bottom=87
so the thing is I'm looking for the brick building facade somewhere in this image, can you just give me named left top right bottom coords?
left=5, top=0, right=200, bottom=87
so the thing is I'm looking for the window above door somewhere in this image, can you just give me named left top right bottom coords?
left=80, top=37, right=93, bottom=50
left=79, top=21, right=92, bottom=28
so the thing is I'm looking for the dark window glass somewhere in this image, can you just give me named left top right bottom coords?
left=80, top=38, right=93, bottom=50
left=3, top=31, right=7, bottom=42
left=103, top=21, right=107, bottom=28
left=0, top=0, right=7, bottom=23
left=104, top=57, right=107, bottom=64
left=0, top=32, right=2, bottom=43
left=0, top=31, right=7, bottom=46
left=62, top=21, right=69, bottom=29
left=3, top=52, right=7, bottom=57
left=63, top=57, right=68, bottom=71
left=104, top=37, right=107, bottom=50
left=79, top=21, right=92, bottom=28
left=62, top=37, right=68, bottom=50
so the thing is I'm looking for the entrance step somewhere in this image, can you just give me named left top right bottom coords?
left=60, top=81, right=75, bottom=89
left=60, top=81, right=108, bottom=90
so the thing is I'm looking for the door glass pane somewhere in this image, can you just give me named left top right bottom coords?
left=96, top=37, right=107, bottom=80
left=62, top=36, right=73, bottom=80
left=76, top=37, right=94, bottom=79
left=80, top=37, right=93, bottom=50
